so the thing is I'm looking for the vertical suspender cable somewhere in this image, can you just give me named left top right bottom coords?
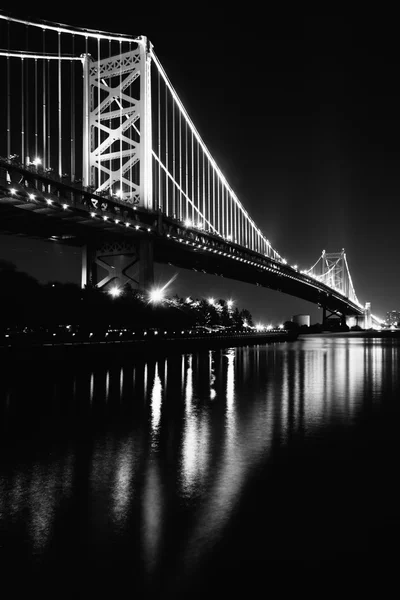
left=119, top=40, right=122, bottom=195
left=185, top=120, right=188, bottom=219
left=179, top=107, right=182, bottom=219
left=58, top=32, right=62, bottom=177
left=108, top=39, right=112, bottom=192
left=191, top=130, right=194, bottom=221
left=207, top=160, right=210, bottom=229
left=165, top=82, right=168, bottom=214
left=25, top=26, right=29, bottom=164
left=230, top=194, right=233, bottom=239
left=84, top=35, right=89, bottom=187
left=34, top=58, right=38, bottom=160
left=47, top=57, right=50, bottom=169
left=157, top=69, right=161, bottom=210
left=128, top=41, right=133, bottom=196
left=234, top=198, right=237, bottom=242
left=71, top=35, right=75, bottom=182
left=212, top=168, right=215, bottom=233
left=220, top=185, right=223, bottom=236
left=42, top=30, right=46, bottom=170
left=97, top=37, right=100, bottom=191
left=172, top=97, right=175, bottom=216
left=21, top=57, right=24, bottom=165
left=217, top=176, right=220, bottom=234
left=6, top=21, right=10, bottom=158
left=202, top=148, right=205, bottom=227
left=196, top=140, right=200, bottom=222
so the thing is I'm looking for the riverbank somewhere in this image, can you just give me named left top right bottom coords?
left=300, top=330, right=400, bottom=338
left=0, top=330, right=298, bottom=360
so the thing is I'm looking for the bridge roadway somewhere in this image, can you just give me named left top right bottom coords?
left=0, top=158, right=363, bottom=318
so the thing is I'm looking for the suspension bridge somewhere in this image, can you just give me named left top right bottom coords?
left=0, top=12, right=381, bottom=329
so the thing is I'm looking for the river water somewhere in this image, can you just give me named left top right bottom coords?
left=1, top=335, right=399, bottom=594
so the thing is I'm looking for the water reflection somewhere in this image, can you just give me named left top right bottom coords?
left=151, top=363, right=163, bottom=446
left=0, top=337, right=399, bottom=585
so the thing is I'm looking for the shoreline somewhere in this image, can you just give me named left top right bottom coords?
left=299, top=330, right=400, bottom=338
left=0, top=330, right=299, bottom=360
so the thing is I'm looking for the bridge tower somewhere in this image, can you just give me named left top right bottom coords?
left=364, top=301, right=372, bottom=329
left=81, top=36, right=154, bottom=292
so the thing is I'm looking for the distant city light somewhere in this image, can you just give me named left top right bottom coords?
left=255, top=323, right=264, bottom=331
left=227, top=299, right=234, bottom=310
left=278, top=324, right=284, bottom=329
left=108, top=286, right=121, bottom=298
left=266, top=325, right=273, bottom=331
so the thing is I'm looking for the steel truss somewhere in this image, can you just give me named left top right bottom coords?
left=82, top=38, right=152, bottom=209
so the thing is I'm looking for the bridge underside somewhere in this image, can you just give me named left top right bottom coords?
left=0, top=199, right=362, bottom=320
left=0, top=167, right=363, bottom=318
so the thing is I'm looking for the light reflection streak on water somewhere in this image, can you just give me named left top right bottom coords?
left=181, top=355, right=198, bottom=495
left=90, top=372, right=94, bottom=405
left=180, top=347, right=275, bottom=568
left=105, top=370, right=110, bottom=402
left=151, top=363, right=163, bottom=447
left=142, top=459, right=163, bottom=573
left=113, top=438, right=134, bottom=524
left=1, top=337, right=399, bottom=573
left=28, top=454, right=74, bottom=553
left=30, top=466, right=55, bottom=552
left=144, top=364, right=148, bottom=399
left=209, top=350, right=216, bottom=400
left=181, top=353, right=211, bottom=497
left=119, top=367, right=124, bottom=398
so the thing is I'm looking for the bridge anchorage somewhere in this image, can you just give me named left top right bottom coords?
left=0, top=13, right=383, bottom=327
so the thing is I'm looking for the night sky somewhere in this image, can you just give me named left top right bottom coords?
left=1, top=7, right=399, bottom=323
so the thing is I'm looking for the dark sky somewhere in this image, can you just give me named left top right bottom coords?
left=1, top=6, right=399, bottom=323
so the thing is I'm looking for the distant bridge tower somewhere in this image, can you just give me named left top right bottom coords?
left=364, top=301, right=372, bottom=329
left=81, top=37, right=154, bottom=292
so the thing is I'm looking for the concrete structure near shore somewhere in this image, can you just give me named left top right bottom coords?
left=293, top=314, right=310, bottom=327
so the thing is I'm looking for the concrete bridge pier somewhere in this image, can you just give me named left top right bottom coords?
left=81, top=239, right=154, bottom=292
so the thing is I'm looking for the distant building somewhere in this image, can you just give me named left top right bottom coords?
left=293, top=314, right=310, bottom=327
left=386, top=311, right=400, bottom=326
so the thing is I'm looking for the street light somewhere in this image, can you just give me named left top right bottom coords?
left=149, top=287, right=165, bottom=304
left=208, top=297, right=215, bottom=305
left=227, top=299, right=234, bottom=310
left=108, top=286, right=121, bottom=298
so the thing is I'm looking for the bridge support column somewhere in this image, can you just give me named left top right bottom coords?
left=81, top=239, right=154, bottom=292
left=322, top=306, right=347, bottom=331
